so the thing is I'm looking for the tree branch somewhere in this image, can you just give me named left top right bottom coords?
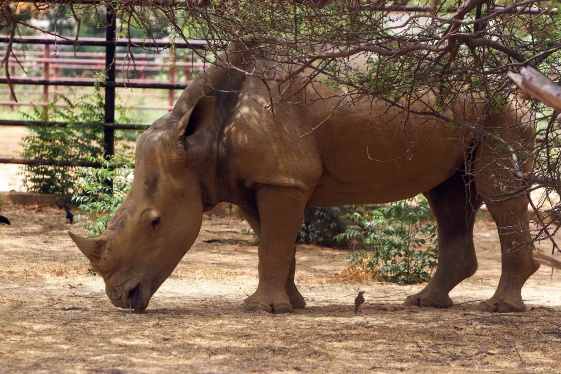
left=508, top=66, right=561, bottom=113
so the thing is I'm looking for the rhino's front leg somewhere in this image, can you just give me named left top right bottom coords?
left=285, top=254, right=306, bottom=309
left=243, top=186, right=306, bottom=314
left=239, top=206, right=306, bottom=310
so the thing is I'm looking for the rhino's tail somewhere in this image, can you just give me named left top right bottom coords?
left=534, top=249, right=561, bottom=269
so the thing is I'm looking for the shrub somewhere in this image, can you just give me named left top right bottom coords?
left=297, top=207, right=349, bottom=248
left=20, top=92, right=105, bottom=195
left=336, top=197, right=438, bottom=285
left=20, top=91, right=137, bottom=196
left=72, top=154, right=134, bottom=237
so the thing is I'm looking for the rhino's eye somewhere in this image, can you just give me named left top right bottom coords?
left=151, top=217, right=161, bottom=230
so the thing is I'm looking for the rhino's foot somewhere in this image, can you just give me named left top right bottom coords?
left=286, top=284, right=306, bottom=309
left=477, top=296, right=526, bottom=313
left=243, top=290, right=293, bottom=314
left=404, top=290, right=453, bottom=309
left=244, top=302, right=292, bottom=314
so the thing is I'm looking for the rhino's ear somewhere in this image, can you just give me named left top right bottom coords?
left=176, top=96, right=216, bottom=140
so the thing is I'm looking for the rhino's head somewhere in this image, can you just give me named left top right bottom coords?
left=69, top=96, right=217, bottom=311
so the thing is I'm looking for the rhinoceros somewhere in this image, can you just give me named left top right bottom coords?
left=69, top=40, right=541, bottom=314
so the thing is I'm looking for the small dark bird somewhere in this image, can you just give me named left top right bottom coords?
left=354, top=291, right=365, bottom=313
left=64, top=205, right=74, bottom=224
left=0, top=215, right=10, bottom=225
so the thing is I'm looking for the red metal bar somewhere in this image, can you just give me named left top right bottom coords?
left=7, top=59, right=204, bottom=69
left=0, top=157, right=103, bottom=167
left=2, top=36, right=208, bottom=49
left=0, top=77, right=189, bottom=89
left=0, top=119, right=149, bottom=130
left=0, top=102, right=173, bottom=111
left=4, top=55, right=205, bottom=67
left=2, top=50, right=190, bottom=59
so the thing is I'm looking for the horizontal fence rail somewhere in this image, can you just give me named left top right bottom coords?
left=2, top=35, right=208, bottom=49
left=2, top=36, right=206, bottom=109
left=0, top=77, right=189, bottom=89
left=0, top=157, right=103, bottom=168
left=0, top=119, right=150, bottom=130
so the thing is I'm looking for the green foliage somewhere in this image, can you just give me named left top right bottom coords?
left=20, top=91, right=137, bottom=196
left=20, top=92, right=105, bottom=195
left=296, top=198, right=439, bottom=285
left=297, top=207, right=349, bottom=248
left=72, top=155, right=134, bottom=237
left=337, top=197, right=438, bottom=285
left=93, top=72, right=109, bottom=90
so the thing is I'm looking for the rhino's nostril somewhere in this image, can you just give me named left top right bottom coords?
left=128, top=283, right=141, bottom=301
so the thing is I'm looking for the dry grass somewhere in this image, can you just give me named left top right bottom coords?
left=1, top=201, right=560, bottom=372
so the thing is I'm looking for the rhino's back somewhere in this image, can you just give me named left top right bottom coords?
left=221, top=72, right=483, bottom=207
left=304, top=95, right=475, bottom=206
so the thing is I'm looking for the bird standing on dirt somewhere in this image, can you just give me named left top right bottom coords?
left=0, top=215, right=10, bottom=225
left=64, top=205, right=74, bottom=224
left=354, top=291, right=365, bottom=313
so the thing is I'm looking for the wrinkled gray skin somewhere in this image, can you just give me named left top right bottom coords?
left=70, top=40, right=540, bottom=314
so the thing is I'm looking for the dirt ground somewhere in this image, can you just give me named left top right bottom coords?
left=0, top=126, right=27, bottom=192
left=0, top=202, right=560, bottom=373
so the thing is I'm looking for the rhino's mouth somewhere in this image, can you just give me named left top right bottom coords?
left=125, top=283, right=148, bottom=311
left=108, top=277, right=162, bottom=311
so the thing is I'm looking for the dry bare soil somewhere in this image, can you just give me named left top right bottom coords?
left=1, top=202, right=560, bottom=373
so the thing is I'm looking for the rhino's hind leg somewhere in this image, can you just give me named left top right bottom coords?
left=473, top=135, right=539, bottom=312
left=404, top=168, right=481, bottom=308
left=240, top=187, right=307, bottom=314
left=475, top=197, right=539, bottom=312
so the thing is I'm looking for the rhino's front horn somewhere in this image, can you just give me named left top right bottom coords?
left=68, top=231, right=107, bottom=263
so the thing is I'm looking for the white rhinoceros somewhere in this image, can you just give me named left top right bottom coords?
left=69, top=39, right=540, bottom=313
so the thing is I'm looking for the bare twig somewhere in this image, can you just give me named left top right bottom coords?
left=1, top=3, right=18, bottom=102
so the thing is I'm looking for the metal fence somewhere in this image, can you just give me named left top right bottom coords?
left=1, top=40, right=207, bottom=110
left=1, top=4, right=207, bottom=168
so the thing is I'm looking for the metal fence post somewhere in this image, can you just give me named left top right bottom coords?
left=104, top=5, right=117, bottom=191
left=104, top=5, right=116, bottom=160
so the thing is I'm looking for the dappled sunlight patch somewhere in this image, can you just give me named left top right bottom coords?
left=336, top=261, right=378, bottom=283
left=176, top=267, right=252, bottom=282
left=0, top=264, right=87, bottom=278
left=110, top=337, right=153, bottom=347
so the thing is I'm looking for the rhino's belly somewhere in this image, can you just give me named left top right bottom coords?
left=307, top=128, right=467, bottom=207
left=308, top=165, right=458, bottom=207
